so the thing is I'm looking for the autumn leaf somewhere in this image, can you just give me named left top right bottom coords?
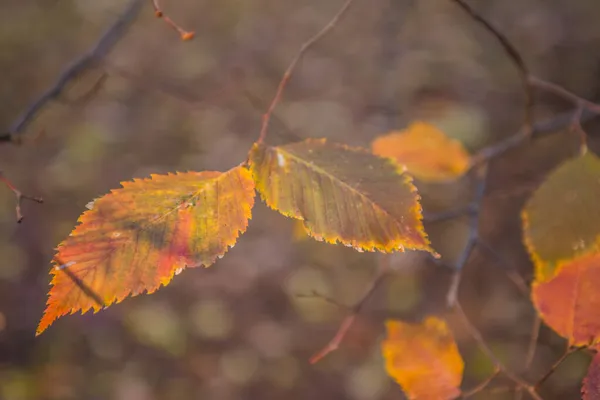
left=532, top=251, right=600, bottom=347
left=381, top=317, right=464, bottom=400
left=582, top=352, right=600, bottom=400
left=37, top=165, right=255, bottom=335
left=248, top=139, right=433, bottom=253
left=371, top=121, right=470, bottom=182
left=522, top=150, right=600, bottom=281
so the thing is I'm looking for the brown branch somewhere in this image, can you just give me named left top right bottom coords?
left=309, top=256, right=389, bottom=364
left=529, top=76, right=600, bottom=114
left=460, top=366, right=500, bottom=399
left=454, top=302, right=542, bottom=400
left=151, top=0, right=194, bottom=41
left=0, top=0, right=144, bottom=143
left=257, top=0, right=356, bottom=144
left=449, top=0, right=533, bottom=137
left=534, top=346, right=581, bottom=390
left=0, top=172, right=43, bottom=223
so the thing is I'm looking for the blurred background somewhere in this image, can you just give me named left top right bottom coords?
left=1, top=0, right=600, bottom=399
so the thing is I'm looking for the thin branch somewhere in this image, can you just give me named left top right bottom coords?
left=454, top=302, right=542, bottom=400
left=475, top=107, right=598, bottom=164
left=423, top=204, right=476, bottom=223
left=309, top=256, right=389, bottom=364
left=446, top=166, right=488, bottom=307
left=514, top=316, right=542, bottom=400
left=524, top=315, right=542, bottom=371
left=0, top=172, right=43, bottom=223
left=534, top=346, right=580, bottom=390
left=449, top=0, right=533, bottom=137
left=151, top=0, right=195, bottom=41
left=0, top=0, right=144, bottom=143
left=296, top=290, right=347, bottom=310
left=528, top=76, right=600, bottom=114
left=257, top=0, right=356, bottom=144
left=476, top=239, right=530, bottom=296
left=460, top=366, right=500, bottom=399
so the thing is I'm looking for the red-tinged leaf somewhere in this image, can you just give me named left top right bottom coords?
left=37, top=165, right=255, bottom=335
left=522, top=151, right=600, bottom=281
left=381, top=317, right=464, bottom=400
left=371, top=121, right=470, bottom=182
left=249, top=139, right=433, bottom=254
left=583, top=352, right=600, bottom=400
left=532, top=252, right=600, bottom=346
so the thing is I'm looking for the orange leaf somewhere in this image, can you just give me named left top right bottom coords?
left=381, top=317, right=464, bottom=400
left=249, top=139, right=433, bottom=254
left=532, top=252, right=600, bottom=346
left=37, top=165, right=255, bottom=335
left=522, top=151, right=600, bottom=281
left=582, top=352, right=600, bottom=399
left=371, top=121, right=470, bottom=182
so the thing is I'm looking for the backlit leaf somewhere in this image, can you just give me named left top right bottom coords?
left=249, top=139, right=433, bottom=253
left=381, top=317, right=464, bottom=400
left=522, top=151, right=600, bottom=281
left=532, top=252, right=600, bottom=346
left=371, top=121, right=470, bottom=182
left=582, top=352, right=600, bottom=400
left=37, top=165, right=255, bottom=335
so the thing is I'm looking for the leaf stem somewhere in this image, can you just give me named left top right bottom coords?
left=0, top=172, right=43, bottom=222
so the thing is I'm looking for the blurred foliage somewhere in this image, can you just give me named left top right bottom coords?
left=1, top=0, right=600, bottom=399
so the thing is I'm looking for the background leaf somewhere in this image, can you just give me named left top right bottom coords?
left=522, top=151, right=600, bottom=281
left=37, top=165, right=255, bottom=335
left=381, top=317, right=464, bottom=400
left=371, top=121, right=470, bottom=182
left=532, top=251, right=600, bottom=346
left=249, top=139, right=433, bottom=253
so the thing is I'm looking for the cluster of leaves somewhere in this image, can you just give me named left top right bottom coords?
left=39, top=119, right=600, bottom=399
left=38, top=135, right=434, bottom=335
left=8, top=0, right=598, bottom=398
left=375, top=124, right=600, bottom=399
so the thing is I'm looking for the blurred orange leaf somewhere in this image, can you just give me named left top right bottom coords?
left=532, top=251, right=600, bottom=346
left=371, top=121, right=470, bottom=182
left=582, top=352, right=600, bottom=399
left=522, top=151, right=600, bottom=281
left=382, top=317, right=464, bottom=400
left=249, top=139, right=433, bottom=253
left=37, top=166, right=255, bottom=335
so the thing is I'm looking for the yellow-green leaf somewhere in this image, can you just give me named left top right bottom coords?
left=382, top=317, right=464, bottom=400
left=371, top=121, right=470, bottom=182
left=249, top=139, right=432, bottom=253
left=37, top=165, right=255, bottom=335
left=522, top=151, right=600, bottom=281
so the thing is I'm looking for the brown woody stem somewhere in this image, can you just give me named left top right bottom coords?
left=257, top=0, right=356, bottom=144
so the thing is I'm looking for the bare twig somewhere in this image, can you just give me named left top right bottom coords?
left=296, top=290, right=347, bottom=310
left=524, top=315, right=542, bottom=372
left=446, top=166, right=488, bottom=307
left=515, top=315, right=542, bottom=400
left=0, top=0, right=144, bottom=143
left=534, top=346, right=580, bottom=390
left=460, top=366, right=500, bottom=399
left=449, top=0, right=533, bottom=137
left=475, top=107, right=598, bottom=164
left=0, top=172, right=43, bottom=223
left=454, top=302, right=542, bottom=400
left=151, top=0, right=195, bottom=40
left=309, top=256, right=389, bottom=364
left=529, top=76, right=600, bottom=114
left=257, top=0, right=356, bottom=144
